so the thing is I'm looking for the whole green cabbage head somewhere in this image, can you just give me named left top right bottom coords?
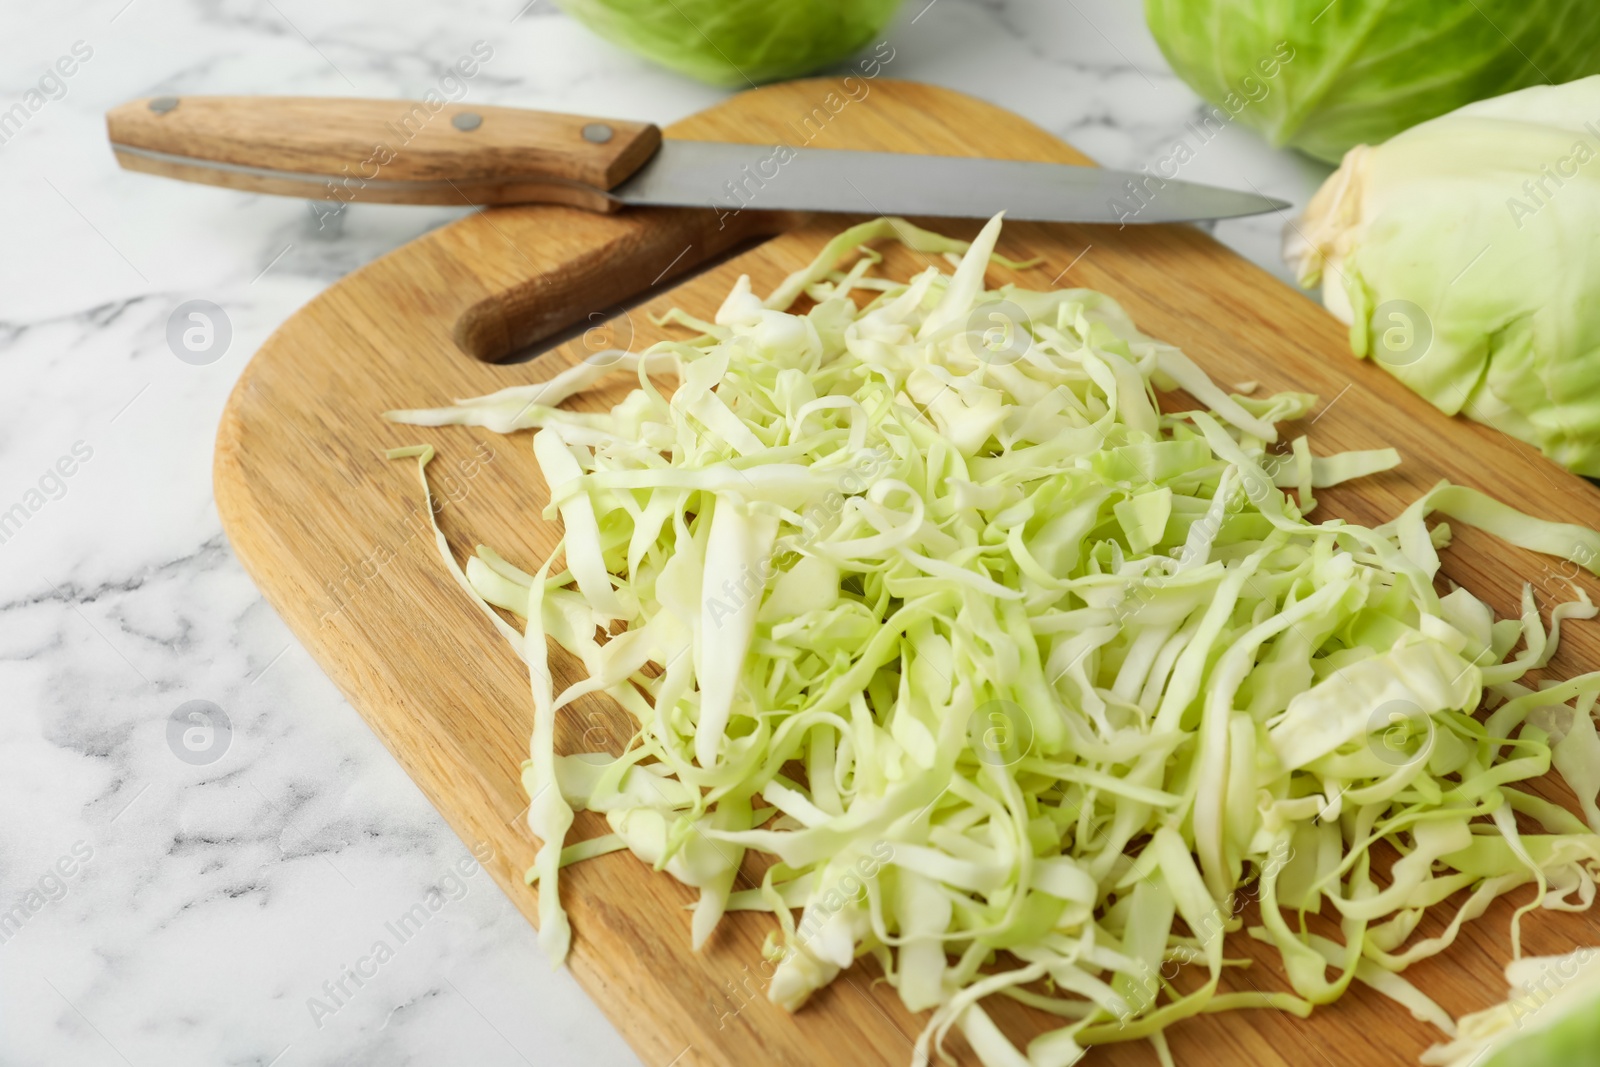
left=1144, top=0, right=1600, bottom=162
left=555, top=0, right=903, bottom=87
left=1286, top=77, right=1600, bottom=477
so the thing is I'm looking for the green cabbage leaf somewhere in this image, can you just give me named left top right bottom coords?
left=1287, top=77, right=1600, bottom=477
left=554, top=0, right=901, bottom=87
left=1144, top=0, right=1600, bottom=162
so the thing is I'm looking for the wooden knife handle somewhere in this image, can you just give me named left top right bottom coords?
left=105, top=96, right=662, bottom=213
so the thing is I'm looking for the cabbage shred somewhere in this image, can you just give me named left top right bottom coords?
left=388, top=215, right=1600, bottom=1066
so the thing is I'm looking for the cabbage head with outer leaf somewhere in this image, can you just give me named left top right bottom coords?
left=555, top=0, right=902, bottom=87
left=1144, top=0, right=1600, bottom=162
left=1286, top=77, right=1600, bottom=478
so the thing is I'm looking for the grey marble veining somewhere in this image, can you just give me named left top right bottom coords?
left=0, top=1, right=1329, bottom=1064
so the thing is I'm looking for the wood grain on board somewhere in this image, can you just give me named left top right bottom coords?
left=213, top=79, right=1600, bottom=1067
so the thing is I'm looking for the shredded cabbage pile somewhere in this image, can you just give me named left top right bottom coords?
left=387, top=215, right=1600, bottom=1066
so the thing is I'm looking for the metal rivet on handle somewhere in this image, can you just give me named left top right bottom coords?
left=452, top=112, right=483, bottom=132
left=581, top=123, right=614, bottom=144
left=149, top=96, right=179, bottom=114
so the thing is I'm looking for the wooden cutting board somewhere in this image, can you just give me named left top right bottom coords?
left=214, top=79, right=1600, bottom=1067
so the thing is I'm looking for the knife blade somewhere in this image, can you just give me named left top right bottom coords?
left=618, top=140, right=1283, bottom=225
left=105, top=96, right=1286, bottom=224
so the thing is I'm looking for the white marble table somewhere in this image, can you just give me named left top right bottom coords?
left=0, top=2, right=1329, bottom=1064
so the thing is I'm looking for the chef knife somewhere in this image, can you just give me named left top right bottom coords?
left=105, top=96, right=1286, bottom=224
